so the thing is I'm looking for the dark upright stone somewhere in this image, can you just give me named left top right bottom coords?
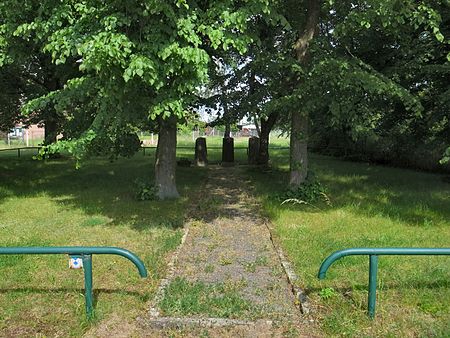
left=195, top=137, right=208, bottom=167
left=222, top=137, right=234, bottom=166
left=248, top=137, right=260, bottom=164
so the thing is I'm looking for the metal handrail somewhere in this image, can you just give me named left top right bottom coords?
left=318, top=248, right=450, bottom=318
left=0, top=246, right=148, bottom=318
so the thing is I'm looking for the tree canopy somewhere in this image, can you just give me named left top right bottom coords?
left=1, top=0, right=448, bottom=196
left=1, top=0, right=276, bottom=148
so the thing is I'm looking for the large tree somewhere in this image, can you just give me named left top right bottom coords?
left=289, top=0, right=320, bottom=186
left=1, top=0, right=276, bottom=199
left=309, top=1, right=448, bottom=170
left=197, top=15, right=294, bottom=166
left=0, top=46, right=76, bottom=143
left=285, top=0, right=448, bottom=186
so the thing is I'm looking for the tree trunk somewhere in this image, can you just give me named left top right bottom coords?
left=258, top=131, right=270, bottom=166
left=44, top=116, right=58, bottom=145
left=224, top=123, right=231, bottom=138
left=248, top=137, right=260, bottom=164
left=257, top=112, right=278, bottom=165
left=155, top=117, right=179, bottom=199
left=43, top=75, right=61, bottom=146
left=289, top=0, right=320, bottom=187
left=289, top=111, right=309, bottom=185
left=253, top=114, right=261, bottom=137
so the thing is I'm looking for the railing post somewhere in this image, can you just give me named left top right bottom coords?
left=0, top=246, right=147, bottom=320
left=82, top=254, right=94, bottom=318
left=319, top=248, right=450, bottom=319
left=368, top=255, right=378, bottom=319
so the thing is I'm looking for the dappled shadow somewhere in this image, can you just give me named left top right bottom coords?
left=242, top=154, right=450, bottom=227
left=2, top=152, right=448, bottom=232
left=186, top=165, right=264, bottom=224
left=0, top=154, right=208, bottom=231
left=0, top=287, right=150, bottom=311
left=0, top=287, right=148, bottom=299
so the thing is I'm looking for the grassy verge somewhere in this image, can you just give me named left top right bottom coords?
left=0, top=152, right=207, bottom=336
left=244, top=153, right=450, bottom=337
left=160, top=277, right=256, bottom=319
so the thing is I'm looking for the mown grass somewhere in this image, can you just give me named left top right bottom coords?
left=175, top=134, right=289, bottom=147
left=0, top=151, right=207, bottom=336
left=244, top=152, right=450, bottom=337
left=160, top=277, right=256, bottom=319
left=0, top=138, right=44, bottom=149
left=4, top=137, right=446, bottom=336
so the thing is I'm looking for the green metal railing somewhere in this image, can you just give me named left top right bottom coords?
left=318, top=248, right=450, bottom=318
left=0, top=247, right=148, bottom=318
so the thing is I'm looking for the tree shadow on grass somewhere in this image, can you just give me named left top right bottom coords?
left=0, top=155, right=208, bottom=231
left=0, top=287, right=151, bottom=314
left=0, top=287, right=149, bottom=299
left=243, top=154, right=450, bottom=227
left=182, top=165, right=267, bottom=224
left=1, top=153, right=448, bottom=230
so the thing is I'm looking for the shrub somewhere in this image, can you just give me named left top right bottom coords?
left=277, top=172, right=331, bottom=206
left=134, top=178, right=158, bottom=201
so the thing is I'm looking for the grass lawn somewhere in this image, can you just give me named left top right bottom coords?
left=244, top=151, right=450, bottom=337
left=175, top=133, right=289, bottom=147
left=0, top=151, right=207, bottom=336
left=0, top=138, right=44, bottom=149
left=2, top=137, right=448, bottom=337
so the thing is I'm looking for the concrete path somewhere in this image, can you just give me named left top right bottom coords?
left=86, top=166, right=319, bottom=337
left=140, top=166, right=318, bottom=337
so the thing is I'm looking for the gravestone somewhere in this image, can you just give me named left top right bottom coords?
left=248, top=137, right=260, bottom=164
left=222, top=137, right=234, bottom=166
left=194, top=137, right=208, bottom=167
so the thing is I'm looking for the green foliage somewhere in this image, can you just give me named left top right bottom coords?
left=319, top=287, right=337, bottom=300
left=196, top=8, right=294, bottom=133
left=36, top=127, right=141, bottom=166
left=247, top=153, right=450, bottom=336
left=2, top=0, right=449, bottom=176
left=110, top=131, right=142, bottom=158
left=278, top=172, right=331, bottom=206
left=440, top=147, right=450, bottom=164
left=0, top=154, right=194, bottom=336
left=1, top=0, right=276, bottom=157
left=134, top=178, right=158, bottom=201
left=36, top=130, right=97, bottom=165
left=177, top=118, right=205, bottom=135
left=303, top=1, right=450, bottom=171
